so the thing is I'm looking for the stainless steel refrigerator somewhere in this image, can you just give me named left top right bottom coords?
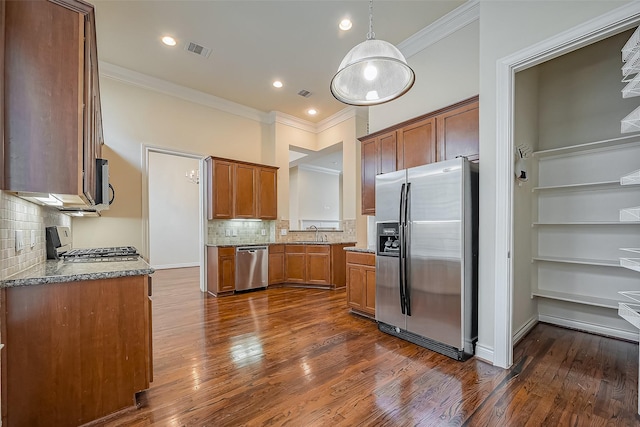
left=375, top=157, right=478, bottom=360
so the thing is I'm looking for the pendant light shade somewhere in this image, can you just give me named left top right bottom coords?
left=330, top=0, right=415, bottom=106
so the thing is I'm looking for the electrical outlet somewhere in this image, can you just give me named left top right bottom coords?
left=30, top=230, right=36, bottom=248
left=261, top=229, right=266, bottom=236
left=225, top=229, right=231, bottom=237
left=15, top=230, right=24, bottom=252
left=232, top=229, right=238, bottom=237
left=280, top=229, right=287, bottom=236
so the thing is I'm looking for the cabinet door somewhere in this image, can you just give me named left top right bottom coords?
left=379, top=131, right=398, bottom=174
left=4, top=0, right=85, bottom=196
left=306, top=249, right=330, bottom=286
left=398, top=117, right=436, bottom=169
left=436, top=100, right=479, bottom=162
left=347, top=265, right=366, bottom=311
left=361, top=138, right=378, bottom=215
left=234, top=164, right=257, bottom=218
left=208, top=159, right=234, bottom=219
left=268, top=246, right=285, bottom=285
left=285, top=246, right=306, bottom=283
left=218, top=248, right=236, bottom=292
left=258, top=167, right=277, bottom=220
left=364, top=267, right=376, bottom=315
left=82, top=15, right=97, bottom=204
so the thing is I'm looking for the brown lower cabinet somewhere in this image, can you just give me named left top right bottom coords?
left=207, top=246, right=236, bottom=295
left=268, top=244, right=285, bottom=285
left=3, top=275, right=153, bottom=427
left=346, top=251, right=376, bottom=317
left=208, top=243, right=351, bottom=293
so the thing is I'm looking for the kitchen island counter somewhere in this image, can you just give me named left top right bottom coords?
left=0, top=258, right=154, bottom=288
left=344, top=247, right=375, bottom=254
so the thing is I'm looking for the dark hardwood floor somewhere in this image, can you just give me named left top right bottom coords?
left=95, top=267, right=640, bottom=426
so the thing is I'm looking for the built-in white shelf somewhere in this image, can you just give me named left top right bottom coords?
left=532, top=180, right=620, bottom=192
left=621, top=206, right=640, bottom=222
left=621, top=258, right=640, bottom=273
left=621, top=169, right=640, bottom=185
left=623, top=73, right=640, bottom=98
left=532, top=134, right=640, bottom=158
left=619, top=302, right=640, bottom=329
left=533, top=221, right=640, bottom=226
left=622, top=26, right=640, bottom=63
left=533, top=256, right=621, bottom=268
left=621, top=248, right=640, bottom=255
left=622, top=106, right=640, bottom=134
left=532, top=288, right=620, bottom=309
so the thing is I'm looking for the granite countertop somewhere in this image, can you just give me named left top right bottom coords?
left=1, top=259, right=155, bottom=288
left=344, top=247, right=375, bottom=254
left=207, top=242, right=357, bottom=247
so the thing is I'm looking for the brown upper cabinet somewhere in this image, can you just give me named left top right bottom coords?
left=3, top=0, right=103, bottom=206
left=206, top=157, right=278, bottom=220
left=359, top=96, right=479, bottom=215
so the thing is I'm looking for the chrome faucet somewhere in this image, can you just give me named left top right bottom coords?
left=309, top=225, right=319, bottom=242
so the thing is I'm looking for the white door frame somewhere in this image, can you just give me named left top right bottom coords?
left=142, top=145, right=207, bottom=292
left=493, top=2, right=640, bottom=369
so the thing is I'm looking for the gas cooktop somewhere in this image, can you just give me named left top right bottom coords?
left=62, top=246, right=139, bottom=262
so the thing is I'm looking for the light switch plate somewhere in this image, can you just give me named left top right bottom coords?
left=15, top=230, right=24, bottom=252
left=232, top=229, right=238, bottom=237
left=30, top=230, right=36, bottom=248
left=280, top=229, right=287, bottom=236
left=261, top=229, right=266, bottom=236
left=225, top=229, right=231, bottom=237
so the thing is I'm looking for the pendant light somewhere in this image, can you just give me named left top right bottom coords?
left=330, top=0, right=415, bottom=106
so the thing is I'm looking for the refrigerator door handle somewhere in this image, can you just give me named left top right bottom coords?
left=398, top=183, right=407, bottom=315
left=404, top=182, right=412, bottom=316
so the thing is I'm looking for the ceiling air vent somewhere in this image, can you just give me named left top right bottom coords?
left=298, top=90, right=312, bottom=98
left=184, top=41, right=212, bottom=58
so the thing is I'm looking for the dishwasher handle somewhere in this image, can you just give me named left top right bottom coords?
left=236, top=246, right=268, bottom=252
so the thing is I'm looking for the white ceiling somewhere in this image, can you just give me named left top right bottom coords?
left=92, top=0, right=465, bottom=124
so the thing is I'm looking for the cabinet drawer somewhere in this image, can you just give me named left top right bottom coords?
left=286, top=245, right=306, bottom=254
left=218, top=247, right=235, bottom=257
left=269, top=244, right=284, bottom=254
left=346, top=252, right=375, bottom=266
left=306, top=245, right=330, bottom=254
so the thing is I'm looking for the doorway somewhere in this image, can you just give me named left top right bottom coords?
left=143, top=146, right=206, bottom=291
left=494, top=3, right=640, bottom=368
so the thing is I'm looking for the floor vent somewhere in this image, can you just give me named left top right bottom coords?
left=184, top=41, right=212, bottom=58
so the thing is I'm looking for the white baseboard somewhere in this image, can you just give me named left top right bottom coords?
left=151, top=262, right=200, bottom=270
left=474, top=342, right=494, bottom=365
left=513, top=316, right=538, bottom=346
left=538, top=314, right=639, bottom=342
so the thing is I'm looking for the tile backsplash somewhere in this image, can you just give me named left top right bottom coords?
left=0, top=191, right=70, bottom=280
left=207, top=220, right=276, bottom=245
left=207, top=219, right=358, bottom=245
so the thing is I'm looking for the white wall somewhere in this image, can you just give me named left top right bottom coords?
left=369, top=20, right=480, bottom=132
left=73, top=78, right=268, bottom=255
left=289, top=166, right=341, bottom=230
left=512, top=66, right=539, bottom=338
left=148, top=152, right=199, bottom=269
left=478, top=0, right=630, bottom=362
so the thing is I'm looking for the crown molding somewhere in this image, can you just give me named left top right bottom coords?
left=398, top=0, right=479, bottom=59
left=268, top=111, right=317, bottom=133
left=316, top=106, right=367, bottom=134
left=99, top=61, right=270, bottom=124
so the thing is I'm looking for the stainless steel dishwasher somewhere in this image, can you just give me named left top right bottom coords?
left=235, top=246, right=269, bottom=291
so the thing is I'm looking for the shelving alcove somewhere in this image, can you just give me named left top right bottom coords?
left=530, top=134, right=640, bottom=337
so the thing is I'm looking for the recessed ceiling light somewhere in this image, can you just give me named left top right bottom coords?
left=339, top=19, right=352, bottom=31
left=307, top=109, right=317, bottom=116
left=273, top=80, right=283, bottom=88
left=161, top=36, right=177, bottom=46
